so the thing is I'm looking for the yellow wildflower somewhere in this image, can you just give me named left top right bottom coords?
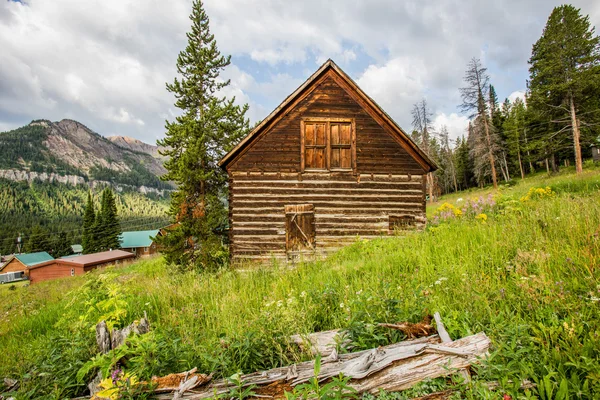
left=475, top=213, right=488, bottom=223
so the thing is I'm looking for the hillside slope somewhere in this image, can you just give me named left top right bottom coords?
left=1, top=166, right=599, bottom=399
left=0, top=119, right=170, bottom=190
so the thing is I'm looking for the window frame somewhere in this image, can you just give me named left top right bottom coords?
left=388, top=215, right=416, bottom=234
left=300, top=118, right=356, bottom=173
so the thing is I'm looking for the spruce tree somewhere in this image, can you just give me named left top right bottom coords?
left=24, top=225, right=51, bottom=253
left=53, top=232, right=72, bottom=258
left=156, top=0, right=249, bottom=270
left=502, top=98, right=528, bottom=179
left=528, top=5, right=600, bottom=175
left=99, top=188, right=121, bottom=251
left=82, top=191, right=96, bottom=254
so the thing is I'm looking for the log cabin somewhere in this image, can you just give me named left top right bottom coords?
left=0, top=251, right=54, bottom=276
left=28, top=250, right=135, bottom=284
left=219, top=60, right=437, bottom=263
left=119, top=229, right=160, bottom=257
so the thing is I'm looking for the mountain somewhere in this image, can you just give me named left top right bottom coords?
left=107, top=135, right=166, bottom=160
left=0, top=119, right=172, bottom=191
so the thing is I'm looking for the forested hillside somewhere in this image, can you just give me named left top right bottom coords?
left=0, top=179, right=170, bottom=255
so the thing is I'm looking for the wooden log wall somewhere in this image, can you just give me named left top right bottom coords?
left=229, top=172, right=426, bottom=262
left=228, top=73, right=428, bottom=263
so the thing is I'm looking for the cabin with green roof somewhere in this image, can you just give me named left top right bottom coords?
left=0, top=251, right=54, bottom=276
left=119, top=229, right=160, bottom=258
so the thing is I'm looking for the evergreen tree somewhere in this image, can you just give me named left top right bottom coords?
left=98, top=188, right=121, bottom=251
left=24, top=225, right=51, bottom=253
left=412, top=99, right=437, bottom=201
left=502, top=97, right=528, bottom=179
left=82, top=191, right=96, bottom=254
left=455, top=135, right=474, bottom=190
left=528, top=5, right=600, bottom=175
left=156, top=0, right=249, bottom=270
left=53, top=232, right=72, bottom=258
left=439, top=126, right=458, bottom=193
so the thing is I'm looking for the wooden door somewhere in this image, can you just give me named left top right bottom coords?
left=285, top=204, right=315, bottom=256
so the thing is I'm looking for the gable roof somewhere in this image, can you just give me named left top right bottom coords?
left=219, top=59, right=437, bottom=172
left=0, top=256, right=15, bottom=272
left=119, top=230, right=159, bottom=249
left=29, top=250, right=135, bottom=270
left=14, top=252, right=54, bottom=267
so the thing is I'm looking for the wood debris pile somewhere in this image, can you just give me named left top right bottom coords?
left=88, top=313, right=498, bottom=399
left=151, top=313, right=491, bottom=399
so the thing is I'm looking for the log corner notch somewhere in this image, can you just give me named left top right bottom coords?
left=155, top=316, right=491, bottom=399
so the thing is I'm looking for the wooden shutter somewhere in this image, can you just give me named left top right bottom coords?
left=285, top=204, right=315, bottom=253
left=303, top=123, right=327, bottom=169
left=330, top=122, right=352, bottom=169
left=389, top=215, right=416, bottom=233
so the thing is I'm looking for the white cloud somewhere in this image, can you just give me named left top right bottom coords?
left=433, top=113, right=470, bottom=143
left=357, top=57, right=427, bottom=129
left=0, top=0, right=599, bottom=144
left=508, top=90, right=526, bottom=104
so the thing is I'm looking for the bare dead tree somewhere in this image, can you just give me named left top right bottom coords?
left=439, top=125, right=458, bottom=192
left=412, top=99, right=437, bottom=202
left=459, top=58, right=499, bottom=189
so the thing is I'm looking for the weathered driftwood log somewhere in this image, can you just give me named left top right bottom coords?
left=433, top=312, right=471, bottom=382
left=111, top=317, right=150, bottom=350
left=155, top=332, right=490, bottom=399
left=95, top=321, right=111, bottom=354
left=95, top=317, right=150, bottom=354
left=289, top=329, right=351, bottom=356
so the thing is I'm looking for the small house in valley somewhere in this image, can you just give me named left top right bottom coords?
left=0, top=252, right=54, bottom=275
left=219, top=60, right=437, bottom=263
left=28, top=250, right=135, bottom=284
left=119, top=230, right=160, bottom=257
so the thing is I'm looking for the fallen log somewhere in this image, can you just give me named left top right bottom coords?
left=433, top=312, right=471, bottom=383
left=155, top=332, right=490, bottom=399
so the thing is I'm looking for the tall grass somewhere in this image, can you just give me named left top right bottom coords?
left=1, top=168, right=599, bottom=399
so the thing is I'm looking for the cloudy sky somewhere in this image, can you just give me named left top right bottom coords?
left=1, top=0, right=598, bottom=145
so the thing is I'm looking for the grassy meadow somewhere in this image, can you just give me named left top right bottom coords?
left=1, top=164, right=599, bottom=399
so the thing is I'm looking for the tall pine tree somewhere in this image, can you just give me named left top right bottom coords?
left=99, top=188, right=121, bottom=251
left=157, top=0, right=249, bottom=270
left=82, top=191, right=96, bottom=254
left=528, top=5, right=600, bottom=175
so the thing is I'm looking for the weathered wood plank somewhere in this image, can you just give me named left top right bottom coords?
left=155, top=333, right=490, bottom=399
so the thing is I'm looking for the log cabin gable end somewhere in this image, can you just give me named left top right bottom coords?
left=220, top=61, right=437, bottom=175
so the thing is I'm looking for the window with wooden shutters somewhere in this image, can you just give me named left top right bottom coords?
left=389, top=215, right=416, bottom=233
left=330, top=122, right=352, bottom=169
left=301, top=119, right=355, bottom=172
left=303, top=122, right=327, bottom=169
